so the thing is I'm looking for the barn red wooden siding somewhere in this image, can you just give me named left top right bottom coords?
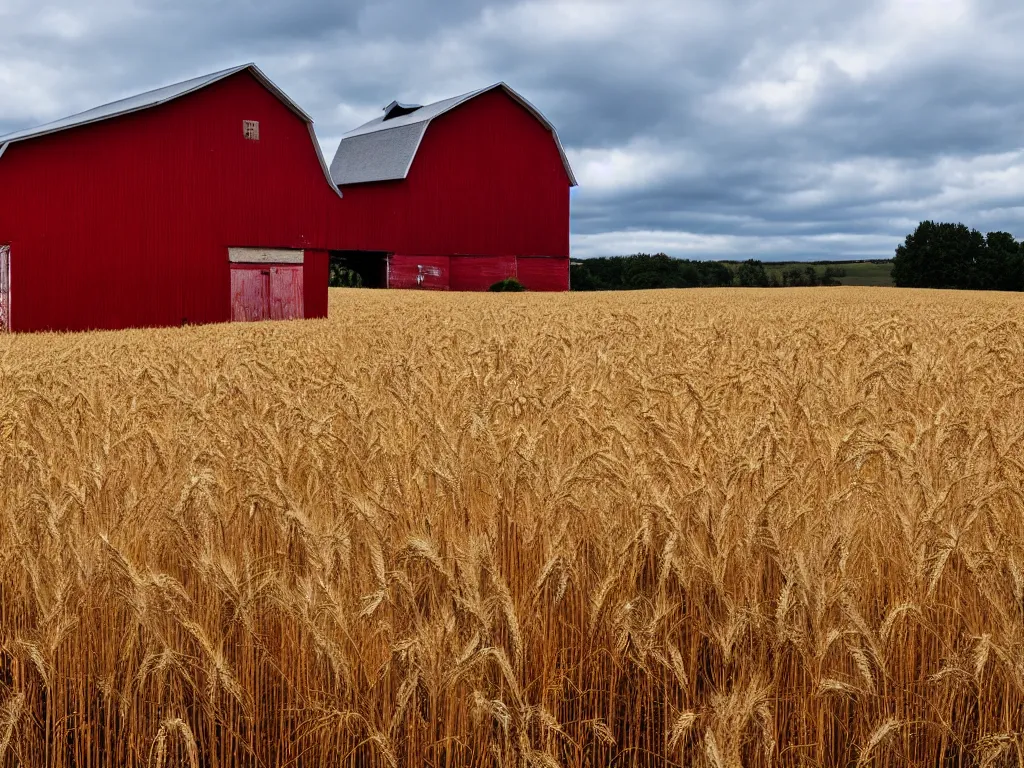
left=231, top=267, right=271, bottom=322
left=517, top=257, right=569, bottom=292
left=330, top=88, right=572, bottom=265
left=384, top=255, right=569, bottom=292
left=384, top=254, right=569, bottom=292
left=302, top=250, right=329, bottom=318
left=450, top=255, right=517, bottom=291
left=388, top=255, right=450, bottom=290
left=0, top=245, right=9, bottom=332
left=229, top=263, right=305, bottom=322
left=0, top=71, right=339, bottom=332
left=268, top=266, right=304, bottom=319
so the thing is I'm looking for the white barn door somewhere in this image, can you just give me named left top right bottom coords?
left=0, top=246, right=9, bottom=332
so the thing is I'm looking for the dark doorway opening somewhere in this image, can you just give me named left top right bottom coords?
left=329, top=251, right=389, bottom=288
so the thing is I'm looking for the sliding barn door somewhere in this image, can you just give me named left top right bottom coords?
left=268, top=266, right=304, bottom=320
left=229, top=248, right=305, bottom=323
left=230, top=263, right=304, bottom=323
left=230, top=265, right=270, bottom=322
left=0, top=246, right=9, bottom=332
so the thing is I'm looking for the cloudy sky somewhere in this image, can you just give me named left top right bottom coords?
left=2, top=0, right=1023, bottom=260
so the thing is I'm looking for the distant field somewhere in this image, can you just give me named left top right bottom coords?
left=764, top=259, right=894, bottom=286
left=831, top=260, right=894, bottom=286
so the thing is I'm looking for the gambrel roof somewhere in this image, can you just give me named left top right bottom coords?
left=329, top=82, right=577, bottom=187
left=0, top=64, right=340, bottom=196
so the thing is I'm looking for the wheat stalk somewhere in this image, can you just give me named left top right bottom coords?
left=0, top=288, right=1022, bottom=766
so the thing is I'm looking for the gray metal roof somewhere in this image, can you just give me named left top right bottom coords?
left=329, top=83, right=577, bottom=187
left=329, top=123, right=428, bottom=186
left=0, top=63, right=341, bottom=197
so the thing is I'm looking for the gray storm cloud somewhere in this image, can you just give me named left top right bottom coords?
left=3, top=0, right=1024, bottom=260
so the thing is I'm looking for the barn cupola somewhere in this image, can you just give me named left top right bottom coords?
left=383, top=100, right=422, bottom=120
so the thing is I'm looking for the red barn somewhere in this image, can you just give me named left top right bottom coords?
left=0, top=64, right=341, bottom=333
left=327, top=83, right=577, bottom=292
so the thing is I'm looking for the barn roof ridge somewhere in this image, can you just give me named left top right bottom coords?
left=329, top=82, right=577, bottom=187
left=0, top=63, right=341, bottom=198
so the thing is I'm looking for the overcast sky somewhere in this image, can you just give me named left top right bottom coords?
left=3, top=0, right=1023, bottom=260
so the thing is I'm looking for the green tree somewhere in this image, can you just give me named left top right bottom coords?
left=736, top=259, right=770, bottom=287
left=820, top=266, right=845, bottom=286
left=697, top=261, right=734, bottom=286
left=782, top=266, right=804, bottom=286
left=983, top=232, right=1024, bottom=291
left=621, top=253, right=696, bottom=289
left=892, top=221, right=987, bottom=289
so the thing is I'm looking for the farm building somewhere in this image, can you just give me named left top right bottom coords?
left=0, top=63, right=341, bottom=333
left=328, top=83, right=577, bottom=292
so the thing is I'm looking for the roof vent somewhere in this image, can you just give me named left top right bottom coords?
left=383, top=100, right=422, bottom=120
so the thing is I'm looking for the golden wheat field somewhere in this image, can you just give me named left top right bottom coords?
left=1, top=287, right=1024, bottom=767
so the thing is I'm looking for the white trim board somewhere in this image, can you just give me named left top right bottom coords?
left=228, top=247, right=304, bottom=264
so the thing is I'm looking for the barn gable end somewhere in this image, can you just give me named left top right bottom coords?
left=329, top=83, right=576, bottom=187
left=0, top=66, right=341, bottom=332
left=326, top=83, right=574, bottom=290
left=0, top=64, right=339, bottom=197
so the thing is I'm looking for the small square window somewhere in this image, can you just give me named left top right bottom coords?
left=243, top=120, right=260, bottom=140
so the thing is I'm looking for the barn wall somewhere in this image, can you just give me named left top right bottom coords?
left=388, top=255, right=450, bottom=290
left=0, top=71, right=340, bottom=332
left=332, top=88, right=571, bottom=262
left=303, top=250, right=330, bottom=318
left=516, top=257, right=569, bottom=292
left=380, top=254, right=567, bottom=292
left=450, top=255, right=516, bottom=291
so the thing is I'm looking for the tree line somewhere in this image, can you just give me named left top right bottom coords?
left=569, top=253, right=847, bottom=291
left=328, top=220, right=1023, bottom=293
left=892, top=221, right=1024, bottom=291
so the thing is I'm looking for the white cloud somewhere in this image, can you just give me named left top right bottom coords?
left=0, top=61, right=67, bottom=120
left=568, top=140, right=704, bottom=194
left=478, top=0, right=632, bottom=45
left=707, top=0, right=987, bottom=125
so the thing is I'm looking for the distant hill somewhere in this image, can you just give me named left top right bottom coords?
left=759, top=260, right=894, bottom=287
